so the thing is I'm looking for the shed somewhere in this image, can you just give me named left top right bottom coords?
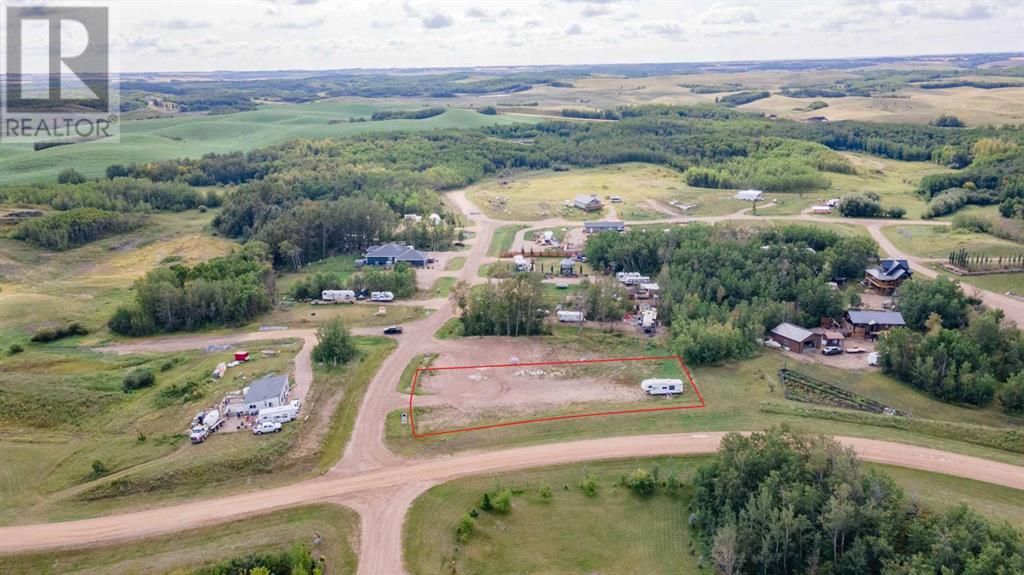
left=560, top=258, right=576, bottom=276
left=234, top=351, right=249, bottom=362
left=573, top=194, right=603, bottom=211
left=583, top=220, right=625, bottom=234
left=770, top=322, right=818, bottom=353
left=239, top=374, right=289, bottom=415
left=734, top=189, right=764, bottom=202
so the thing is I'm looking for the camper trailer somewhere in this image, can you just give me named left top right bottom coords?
left=556, top=310, right=585, bottom=323
left=371, top=291, right=395, bottom=302
left=641, top=309, right=658, bottom=333
left=641, top=378, right=684, bottom=396
left=257, top=400, right=300, bottom=423
left=322, top=289, right=356, bottom=303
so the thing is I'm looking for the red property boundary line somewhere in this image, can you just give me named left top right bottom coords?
left=409, top=355, right=705, bottom=438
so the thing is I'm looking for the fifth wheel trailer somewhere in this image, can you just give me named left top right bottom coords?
left=321, top=290, right=356, bottom=303
left=641, top=378, right=684, bottom=396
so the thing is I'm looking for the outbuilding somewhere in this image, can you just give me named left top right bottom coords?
left=769, top=322, right=818, bottom=353
left=734, top=189, right=764, bottom=202
left=573, top=194, right=603, bottom=211
left=583, top=220, right=625, bottom=234
left=560, top=258, right=576, bottom=276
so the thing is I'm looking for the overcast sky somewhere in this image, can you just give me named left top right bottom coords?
left=11, top=0, right=1024, bottom=73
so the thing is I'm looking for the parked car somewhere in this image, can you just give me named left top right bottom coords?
left=253, top=421, right=282, bottom=435
left=821, top=346, right=843, bottom=356
left=383, top=326, right=403, bottom=335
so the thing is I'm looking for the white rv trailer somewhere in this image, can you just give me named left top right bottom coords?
left=641, top=378, right=684, bottom=396
left=257, top=400, right=300, bottom=423
left=321, top=289, right=356, bottom=303
left=556, top=310, right=585, bottom=323
left=371, top=291, right=395, bottom=302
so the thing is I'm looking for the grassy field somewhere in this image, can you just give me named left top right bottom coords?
left=444, top=256, right=466, bottom=271
left=385, top=329, right=1023, bottom=464
left=426, top=276, right=457, bottom=299
left=404, top=455, right=1024, bottom=575
left=0, top=336, right=394, bottom=524
left=0, top=103, right=535, bottom=184
left=0, top=209, right=234, bottom=348
left=397, top=352, right=440, bottom=395
left=0, top=504, right=359, bottom=574
left=466, top=163, right=750, bottom=221
left=928, top=264, right=1024, bottom=296
left=882, top=224, right=1024, bottom=260
left=486, top=224, right=528, bottom=256
left=254, top=301, right=428, bottom=330
left=276, top=254, right=359, bottom=295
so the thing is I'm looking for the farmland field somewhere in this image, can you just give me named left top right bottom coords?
left=0, top=103, right=534, bottom=184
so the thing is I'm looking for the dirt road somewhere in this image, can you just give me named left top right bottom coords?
left=8, top=192, right=1021, bottom=575
left=1, top=432, right=1020, bottom=558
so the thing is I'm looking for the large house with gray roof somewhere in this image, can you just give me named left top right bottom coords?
left=865, top=259, right=912, bottom=293
left=361, top=243, right=429, bottom=267
left=236, top=374, right=290, bottom=415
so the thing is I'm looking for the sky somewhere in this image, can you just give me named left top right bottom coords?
left=6, top=0, right=1024, bottom=73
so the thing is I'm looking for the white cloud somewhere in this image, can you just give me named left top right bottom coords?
left=581, top=3, right=612, bottom=17
left=147, top=18, right=211, bottom=30
left=700, top=3, right=758, bottom=25
left=565, top=21, right=584, bottom=35
left=422, top=12, right=454, bottom=29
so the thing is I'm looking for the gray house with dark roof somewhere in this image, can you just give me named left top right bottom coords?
left=583, top=220, right=625, bottom=234
left=845, top=310, right=906, bottom=337
left=362, top=243, right=429, bottom=267
left=239, top=374, right=289, bottom=415
left=573, top=194, right=603, bottom=212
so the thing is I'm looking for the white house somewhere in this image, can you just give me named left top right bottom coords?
left=734, top=189, right=764, bottom=202
left=237, top=374, right=289, bottom=416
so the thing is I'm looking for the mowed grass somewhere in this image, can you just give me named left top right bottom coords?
left=882, top=224, right=1024, bottom=260
left=487, top=224, right=528, bottom=256
left=0, top=504, right=359, bottom=575
left=0, top=104, right=535, bottom=184
left=385, top=330, right=1023, bottom=464
left=404, top=456, right=1024, bottom=575
left=445, top=256, right=466, bottom=271
left=928, top=264, right=1024, bottom=296
left=404, top=457, right=703, bottom=575
left=466, top=163, right=752, bottom=222
left=253, top=301, right=429, bottom=330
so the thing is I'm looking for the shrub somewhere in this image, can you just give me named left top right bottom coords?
left=90, top=459, right=110, bottom=477
left=30, top=322, right=88, bottom=343
left=491, top=488, right=513, bottom=513
left=455, top=513, right=475, bottom=542
left=122, top=367, right=156, bottom=392
left=7, top=343, right=23, bottom=355
left=157, top=379, right=204, bottom=405
left=58, top=168, right=87, bottom=184
left=624, top=468, right=657, bottom=496
left=539, top=484, right=553, bottom=501
left=579, top=472, right=598, bottom=497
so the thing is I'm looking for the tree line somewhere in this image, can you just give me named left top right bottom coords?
left=449, top=274, right=548, bottom=337
left=693, top=427, right=1023, bottom=575
left=12, top=208, right=145, bottom=250
left=0, top=178, right=219, bottom=213
left=108, top=243, right=275, bottom=335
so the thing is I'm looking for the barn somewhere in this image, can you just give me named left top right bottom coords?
left=770, top=322, right=818, bottom=353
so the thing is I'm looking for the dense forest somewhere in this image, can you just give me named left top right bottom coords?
left=693, top=428, right=1024, bottom=575
left=586, top=224, right=875, bottom=365
left=0, top=178, right=219, bottom=213
left=108, top=243, right=275, bottom=335
left=11, top=208, right=145, bottom=250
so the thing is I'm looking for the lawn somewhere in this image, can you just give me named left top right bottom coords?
left=0, top=103, right=535, bottom=184
left=0, top=504, right=359, bottom=575
left=257, top=301, right=429, bottom=329
left=928, top=264, right=1024, bottom=296
left=486, top=224, right=528, bottom=256
left=882, top=224, right=1024, bottom=260
left=385, top=331, right=1023, bottom=465
left=276, top=254, right=359, bottom=295
left=445, top=256, right=466, bottom=271
left=404, top=456, right=1024, bottom=575
left=397, top=352, right=440, bottom=394
left=427, top=276, right=457, bottom=298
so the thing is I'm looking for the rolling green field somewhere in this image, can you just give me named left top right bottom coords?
left=386, top=330, right=1023, bottom=464
left=404, top=456, right=1024, bottom=575
left=882, top=224, right=1024, bottom=259
left=0, top=103, right=534, bottom=184
left=0, top=504, right=359, bottom=575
